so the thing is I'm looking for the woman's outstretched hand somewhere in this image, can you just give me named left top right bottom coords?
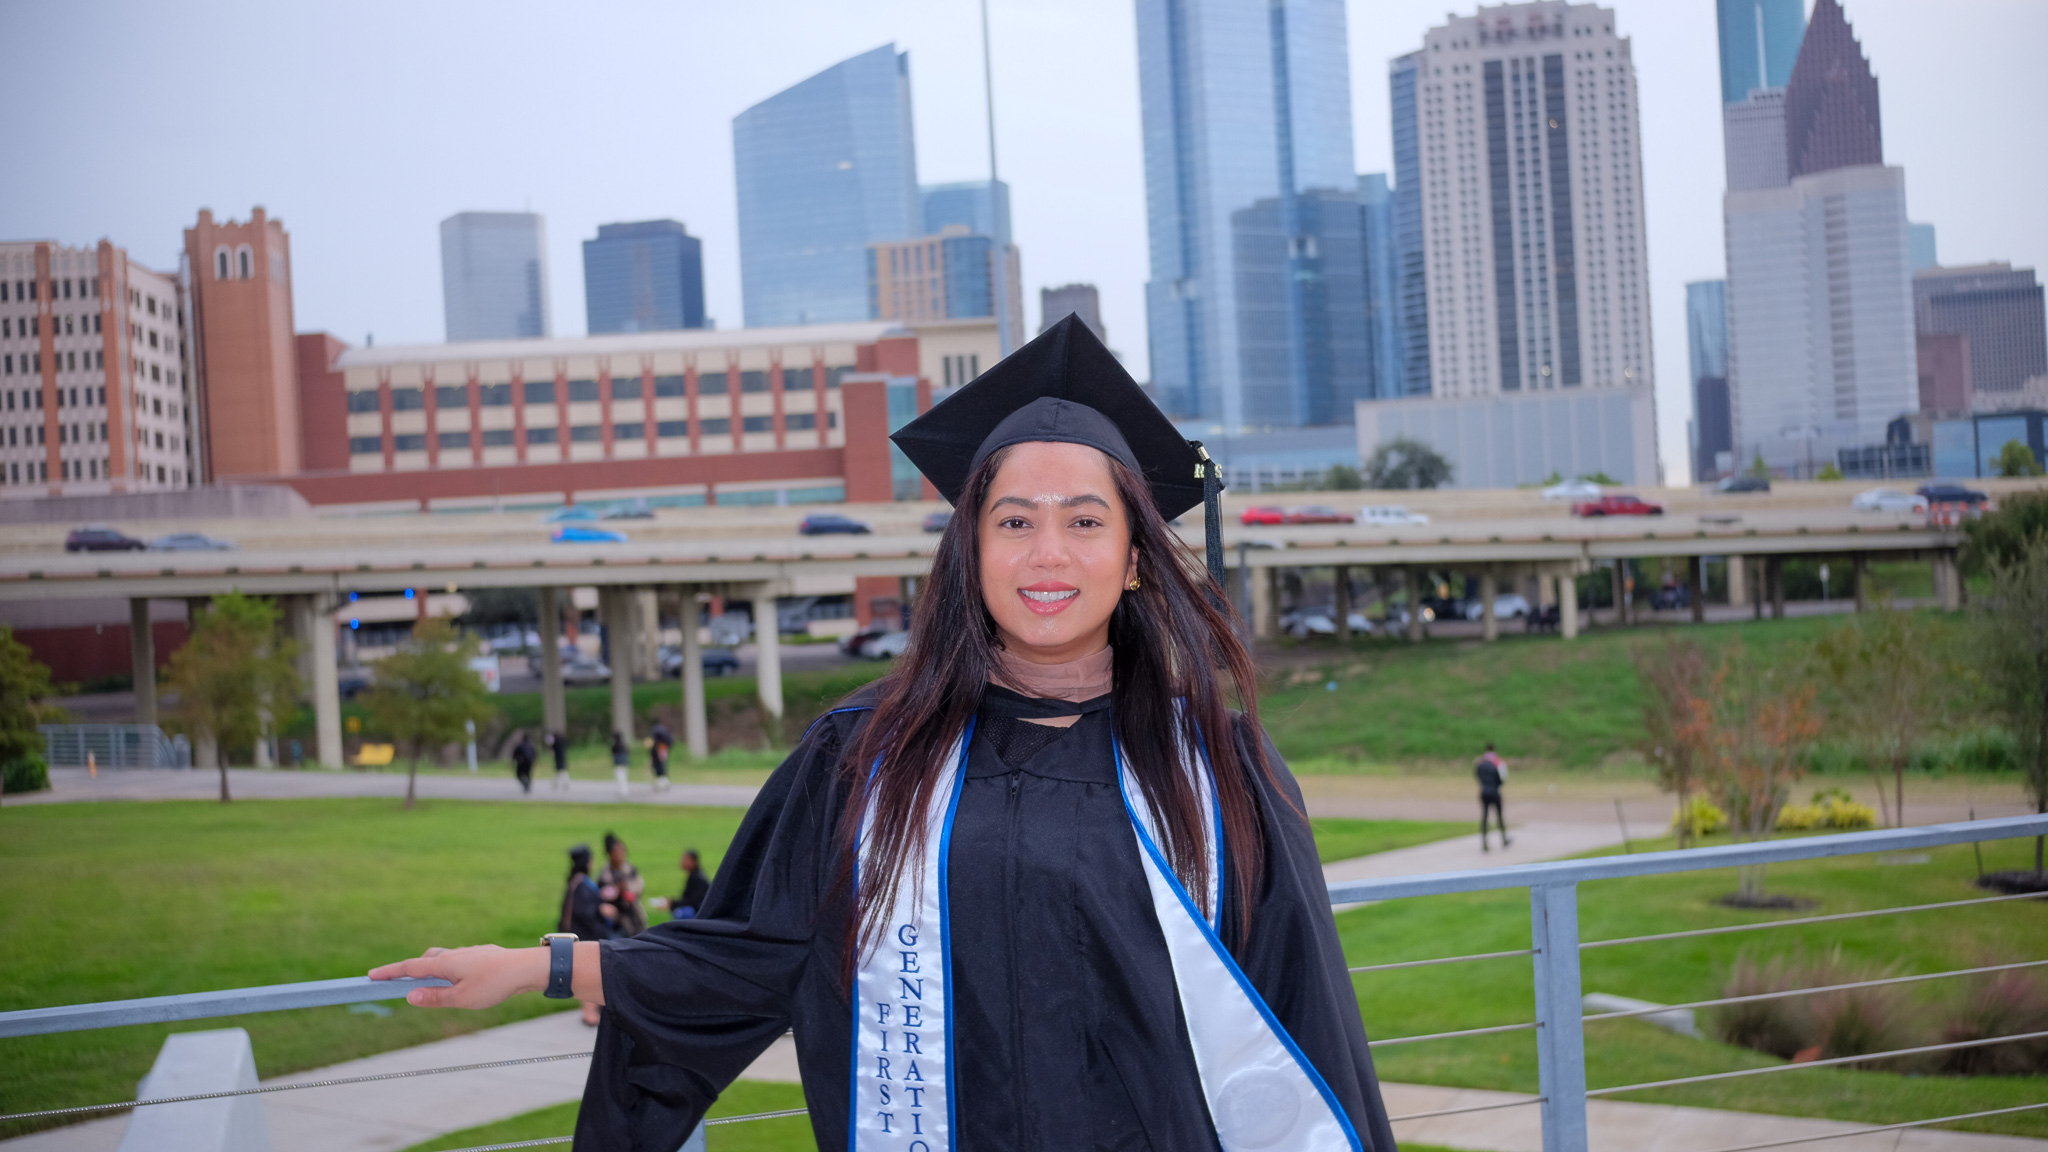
left=369, top=945, right=547, bottom=1010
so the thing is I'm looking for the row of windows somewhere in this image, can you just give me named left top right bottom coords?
left=5, top=350, right=108, bottom=376
left=213, top=246, right=255, bottom=282
left=0, top=276, right=102, bottom=303
left=4, top=385, right=105, bottom=410
left=347, top=413, right=838, bottom=455
left=343, top=368, right=850, bottom=413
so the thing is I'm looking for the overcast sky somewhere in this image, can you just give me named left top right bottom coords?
left=4, top=0, right=2042, bottom=483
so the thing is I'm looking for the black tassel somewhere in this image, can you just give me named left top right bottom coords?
left=1193, top=442, right=1226, bottom=591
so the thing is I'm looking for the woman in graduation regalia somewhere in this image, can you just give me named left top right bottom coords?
left=371, top=316, right=1397, bottom=1152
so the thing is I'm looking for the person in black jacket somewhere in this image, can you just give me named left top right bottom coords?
left=546, top=730, right=569, bottom=792
left=559, top=844, right=613, bottom=1025
left=650, top=848, right=711, bottom=921
left=510, top=733, right=536, bottom=794
left=1475, top=742, right=1511, bottom=851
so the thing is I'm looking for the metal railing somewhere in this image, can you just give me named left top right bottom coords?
left=39, top=723, right=189, bottom=768
left=2, top=814, right=2044, bottom=1152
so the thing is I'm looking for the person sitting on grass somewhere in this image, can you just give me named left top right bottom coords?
left=556, top=844, right=611, bottom=1026
left=648, top=847, right=711, bottom=921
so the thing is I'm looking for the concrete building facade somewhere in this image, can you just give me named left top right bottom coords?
left=0, top=239, right=196, bottom=497
left=1354, top=384, right=1656, bottom=489
left=1039, top=283, right=1105, bottom=345
left=867, top=231, right=1023, bottom=346
left=186, top=208, right=302, bottom=480
left=1912, top=263, right=2047, bottom=403
left=440, top=211, right=551, bottom=342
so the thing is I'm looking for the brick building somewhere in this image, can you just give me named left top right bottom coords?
left=185, top=207, right=303, bottom=480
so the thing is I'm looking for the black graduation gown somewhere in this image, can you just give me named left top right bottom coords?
left=579, top=686, right=1396, bottom=1151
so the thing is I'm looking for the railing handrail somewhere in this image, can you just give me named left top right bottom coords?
left=1327, top=812, right=2048, bottom=904
left=0, top=976, right=448, bottom=1039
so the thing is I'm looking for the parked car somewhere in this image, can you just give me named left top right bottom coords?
left=552, top=525, right=628, bottom=544
left=1279, top=609, right=1374, bottom=638
left=1355, top=505, right=1431, bottom=526
left=799, top=513, right=872, bottom=535
left=1650, top=583, right=1692, bottom=611
left=542, top=504, right=599, bottom=523
left=1541, top=478, right=1602, bottom=502
left=1715, top=474, right=1771, bottom=493
left=658, top=646, right=741, bottom=678
left=603, top=498, right=655, bottom=519
left=1287, top=505, right=1350, bottom=525
left=487, top=629, right=541, bottom=653
left=864, top=630, right=912, bottom=660
left=338, top=667, right=374, bottom=701
left=65, top=525, right=147, bottom=552
left=558, top=655, right=611, bottom=686
left=148, top=532, right=235, bottom=551
left=922, top=510, right=952, bottom=533
left=1460, top=593, right=1532, bottom=621
left=1240, top=505, right=1288, bottom=526
left=841, top=626, right=890, bottom=657
left=1851, top=487, right=1929, bottom=513
left=1383, top=604, right=1437, bottom=626
left=1916, top=482, right=1988, bottom=505
left=1572, top=494, right=1664, bottom=517
left=1421, top=594, right=1463, bottom=621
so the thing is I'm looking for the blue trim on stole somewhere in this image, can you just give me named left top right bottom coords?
left=1111, top=730, right=1367, bottom=1152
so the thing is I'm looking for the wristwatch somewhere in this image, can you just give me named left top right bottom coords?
left=540, top=932, right=578, bottom=999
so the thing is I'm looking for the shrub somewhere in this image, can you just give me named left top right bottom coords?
left=1938, top=968, right=2048, bottom=1075
left=1714, top=953, right=1812, bottom=1059
left=1778, top=787, right=1878, bottom=831
left=1712, top=948, right=1917, bottom=1063
left=1, top=752, right=48, bottom=794
left=1672, top=796, right=1727, bottom=838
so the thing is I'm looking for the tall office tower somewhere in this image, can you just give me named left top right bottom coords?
left=582, top=220, right=706, bottom=334
left=1359, top=173, right=1402, bottom=400
left=1388, top=52, right=1431, bottom=397
left=1723, top=0, right=1914, bottom=473
left=0, top=240, right=194, bottom=494
left=921, top=180, right=1010, bottom=242
left=440, top=211, right=550, bottom=341
left=1914, top=264, right=2048, bottom=401
left=1039, top=283, right=1105, bottom=344
left=1717, top=0, right=1804, bottom=104
left=735, top=45, right=920, bottom=329
left=1907, top=223, right=1937, bottom=272
left=1408, top=3, right=1653, bottom=400
left=867, top=229, right=1023, bottom=342
left=1136, top=0, right=1364, bottom=429
left=185, top=208, right=302, bottom=479
left=1723, top=89, right=1790, bottom=192
left=1687, top=280, right=1733, bottom=479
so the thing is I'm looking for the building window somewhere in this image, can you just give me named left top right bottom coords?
left=698, top=417, right=731, bottom=435
left=828, top=366, right=852, bottom=388
left=435, top=384, right=467, bottom=408
left=151, top=364, right=161, bottom=382
left=784, top=367, right=814, bottom=390
left=523, top=379, right=555, bottom=404
left=390, top=387, right=424, bottom=411
left=740, top=370, right=769, bottom=393
left=653, top=375, right=685, bottom=397
left=348, top=436, right=383, bottom=454
left=567, top=378, right=600, bottom=402
left=613, top=422, right=644, bottom=439
left=656, top=420, right=688, bottom=438
left=609, top=376, right=642, bottom=401
left=393, top=433, right=426, bottom=452
left=216, top=249, right=231, bottom=280
left=237, top=246, right=253, bottom=279
left=526, top=427, right=559, bottom=445
left=697, top=371, right=729, bottom=395
left=481, top=428, right=515, bottom=447
left=569, top=424, right=602, bottom=442
left=786, top=412, right=817, bottom=431
left=742, top=415, right=773, bottom=433
left=346, top=390, right=381, bottom=413
left=478, top=383, right=511, bottom=406
left=437, top=431, right=471, bottom=450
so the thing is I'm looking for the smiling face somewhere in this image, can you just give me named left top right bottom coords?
left=977, top=441, right=1137, bottom=664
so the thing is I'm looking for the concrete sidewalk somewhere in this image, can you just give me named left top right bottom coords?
left=1324, top=820, right=1628, bottom=912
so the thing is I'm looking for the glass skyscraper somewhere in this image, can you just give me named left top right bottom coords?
left=920, top=180, right=1010, bottom=243
left=1359, top=173, right=1400, bottom=401
left=734, top=45, right=920, bottom=328
left=440, top=211, right=550, bottom=342
left=1388, top=51, right=1430, bottom=398
left=1716, top=0, right=1806, bottom=104
left=582, top=220, right=705, bottom=334
left=1687, top=279, right=1733, bottom=479
left=1136, top=0, right=1362, bottom=430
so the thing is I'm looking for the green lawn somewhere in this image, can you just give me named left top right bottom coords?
left=1310, top=817, right=1469, bottom=863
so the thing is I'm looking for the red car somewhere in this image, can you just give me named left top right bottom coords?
left=1287, top=505, right=1350, bottom=524
left=1572, top=494, right=1665, bottom=517
left=1240, top=505, right=1287, bottom=526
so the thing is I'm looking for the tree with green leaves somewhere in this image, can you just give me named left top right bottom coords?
left=1994, top=439, right=2045, bottom=479
left=1323, top=463, right=1363, bottom=491
left=362, top=618, right=496, bottom=808
left=1363, top=436, right=1453, bottom=490
left=1701, top=640, right=1823, bottom=902
left=1813, top=607, right=1959, bottom=828
left=162, top=592, right=301, bottom=802
left=0, top=626, right=60, bottom=793
left=1964, top=490, right=2048, bottom=576
left=1815, top=462, right=1845, bottom=481
left=1979, top=533, right=2048, bottom=875
left=1634, top=636, right=1712, bottom=848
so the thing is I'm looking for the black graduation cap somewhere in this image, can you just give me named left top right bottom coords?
left=891, top=314, right=1228, bottom=586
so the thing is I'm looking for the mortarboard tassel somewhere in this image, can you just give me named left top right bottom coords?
left=1192, top=442, right=1226, bottom=592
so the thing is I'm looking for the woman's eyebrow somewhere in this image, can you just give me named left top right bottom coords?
left=991, top=494, right=1110, bottom=511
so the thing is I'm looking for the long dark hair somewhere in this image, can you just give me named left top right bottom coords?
left=838, top=444, right=1272, bottom=958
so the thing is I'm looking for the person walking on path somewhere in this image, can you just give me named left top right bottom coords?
left=597, top=832, right=647, bottom=938
left=648, top=721, right=673, bottom=793
left=511, top=733, right=536, bottom=795
left=1476, top=741, right=1511, bottom=851
left=650, top=848, right=711, bottom=921
left=609, top=731, right=631, bottom=799
left=547, top=731, right=569, bottom=792
left=557, top=844, right=613, bottom=1025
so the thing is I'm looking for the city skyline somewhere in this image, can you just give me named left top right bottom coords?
left=4, top=0, right=2043, bottom=481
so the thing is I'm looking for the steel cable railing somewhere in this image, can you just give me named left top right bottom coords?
left=1694, top=1101, right=2048, bottom=1152
left=428, top=1106, right=817, bottom=1152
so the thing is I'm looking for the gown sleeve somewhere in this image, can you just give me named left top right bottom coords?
left=573, top=707, right=862, bottom=1151
left=1226, top=717, right=1400, bottom=1152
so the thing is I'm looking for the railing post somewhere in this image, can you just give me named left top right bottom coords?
left=1530, top=881, right=1588, bottom=1151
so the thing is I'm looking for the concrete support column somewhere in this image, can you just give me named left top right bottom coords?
left=1768, top=557, right=1786, bottom=619
left=679, top=586, right=707, bottom=761
left=1611, top=562, right=1628, bottom=627
left=1250, top=565, right=1276, bottom=639
left=1852, top=553, right=1870, bottom=613
left=1558, top=571, right=1579, bottom=640
left=306, top=597, right=341, bottom=769
left=602, top=588, right=636, bottom=743
left=130, top=598, right=156, bottom=727
left=537, top=586, right=567, bottom=739
left=1405, top=567, right=1424, bottom=643
left=1479, top=568, right=1499, bottom=643
left=1726, top=554, right=1748, bottom=607
left=633, top=589, right=661, bottom=679
left=751, top=586, right=784, bottom=743
left=1689, top=556, right=1706, bottom=624
left=1333, top=565, right=1352, bottom=642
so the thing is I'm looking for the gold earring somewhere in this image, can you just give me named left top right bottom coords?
left=1126, top=576, right=1142, bottom=591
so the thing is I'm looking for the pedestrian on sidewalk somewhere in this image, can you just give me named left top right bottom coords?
left=649, top=847, right=710, bottom=921
left=609, top=730, right=631, bottom=799
left=1476, top=741, right=1511, bottom=851
left=373, top=320, right=1398, bottom=1151
left=557, top=844, right=612, bottom=1026
left=648, top=721, right=673, bottom=793
left=546, top=731, right=569, bottom=792
left=511, top=732, right=536, bottom=795
left=597, top=832, right=647, bottom=938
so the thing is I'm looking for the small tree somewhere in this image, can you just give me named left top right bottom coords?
left=1364, top=436, right=1454, bottom=490
left=1324, top=463, right=1363, bottom=490
left=1815, top=462, right=1845, bottom=481
left=1980, top=533, right=2048, bottom=875
left=1635, top=636, right=1713, bottom=847
left=162, top=592, right=300, bottom=802
left=1964, top=491, right=2048, bottom=576
left=362, top=618, right=496, bottom=808
left=1702, top=641, right=1823, bottom=902
left=0, top=627, right=61, bottom=792
left=1813, top=607, right=1958, bottom=828
left=1748, top=453, right=1771, bottom=480
left=1994, top=439, right=2046, bottom=479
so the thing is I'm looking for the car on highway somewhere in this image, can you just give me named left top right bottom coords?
left=1240, top=505, right=1288, bottom=526
left=1460, top=593, right=1531, bottom=621
left=1572, top=494, right=1664, bottom=517
left=1355, top=505, right=1431, bottom=526
left=148, top=532, right=235, bottom=551
left=65, top=525, right=147, bottom=552
left=658, top=646, right=741, bottom=678
left=542, top=504, right=600, bottom=523
left=922, top=511, right=952, bottom=533
left=552, top=525, right=628, bottom=544
left=799, top=513, right=872, bottom=535
left=1715, top=474, right=1771, bottom=493
left=1541, top=478, right=1602, bottom=502
left=1851, top=487, right=1929, bottom=513
left=603, top=499, right=655, bottom=519
left=1917, top=482, right=1988, bottom=505
left=1286, top=505, right=1350, bottom=525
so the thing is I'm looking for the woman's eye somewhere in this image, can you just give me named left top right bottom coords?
left=1071, top=516, right=1104, bottom=529
left=998, top=517, right=1030, bottom=530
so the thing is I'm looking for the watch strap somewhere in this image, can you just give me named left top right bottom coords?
left=544, top=934, right=576, bottom=999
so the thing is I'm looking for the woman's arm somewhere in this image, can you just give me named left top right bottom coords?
left=367, top=941, right=605, bottom=1008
